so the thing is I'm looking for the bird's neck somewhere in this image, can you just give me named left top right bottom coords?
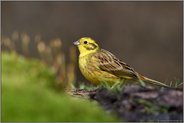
left=79, top=48, right=100, bottom=58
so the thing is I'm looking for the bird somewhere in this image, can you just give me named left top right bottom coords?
left=73, top=37, right=170, bottom=88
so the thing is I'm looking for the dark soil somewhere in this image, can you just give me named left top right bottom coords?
left=72, top=85, right=183, bottom=122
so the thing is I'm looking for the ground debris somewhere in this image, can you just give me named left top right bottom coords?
left=88, top=85, right=183, bottom=122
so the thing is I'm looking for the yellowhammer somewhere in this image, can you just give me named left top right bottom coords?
left=73, top=37, right=169, bottom=88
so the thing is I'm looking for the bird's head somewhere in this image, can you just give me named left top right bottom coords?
left=73, top=37, right=100, bottom=57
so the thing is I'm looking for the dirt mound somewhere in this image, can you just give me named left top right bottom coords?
left=89, top=85, right=183, bottom=122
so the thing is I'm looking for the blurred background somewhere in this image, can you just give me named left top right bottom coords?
left=2, top=1, right=183, bottom=84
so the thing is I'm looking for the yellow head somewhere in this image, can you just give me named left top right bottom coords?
left=73, top=37, right=100, bottom=57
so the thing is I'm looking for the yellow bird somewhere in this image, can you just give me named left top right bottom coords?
left=73, top=37, right=169, bottom=88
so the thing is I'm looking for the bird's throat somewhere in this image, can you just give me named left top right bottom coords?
left=79, top=48, right=99, bottom=57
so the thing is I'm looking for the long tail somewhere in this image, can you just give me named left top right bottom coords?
left=141, top=75, right=170, bottom=88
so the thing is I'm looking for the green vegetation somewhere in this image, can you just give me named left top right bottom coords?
left=2, top=52, right=117, bottom=122
left=136, top=99, right=168, bottom=114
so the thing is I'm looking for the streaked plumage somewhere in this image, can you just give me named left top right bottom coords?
left=74, top=37, right=169, bottom=87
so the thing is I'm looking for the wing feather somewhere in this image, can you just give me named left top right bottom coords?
left=93, top=49, right=137, bottom=79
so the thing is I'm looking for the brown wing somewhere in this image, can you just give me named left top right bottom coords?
left=93, top=49, right=137, bottom=79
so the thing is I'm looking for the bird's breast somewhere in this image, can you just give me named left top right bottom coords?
left=79, top=56, right=99, bottom=84
left=79, top=55, right=120, bottom=85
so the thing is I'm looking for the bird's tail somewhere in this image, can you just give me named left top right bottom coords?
left=140, top=75, right=170, bottom=88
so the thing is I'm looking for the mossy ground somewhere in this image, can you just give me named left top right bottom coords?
left=2, top=52, right=118, bottom=122
left=89, top=86, right=183, bottom=122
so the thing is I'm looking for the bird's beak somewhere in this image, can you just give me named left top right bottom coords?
left=73, top=40, right=80, bottom=46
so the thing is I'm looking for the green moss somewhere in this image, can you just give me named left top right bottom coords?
left=2, top=52, right=118, bottom=122
left=136, top=99, right=168, bottom=114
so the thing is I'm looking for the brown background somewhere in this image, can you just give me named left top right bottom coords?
left=2, top=1, right=183, bottom=83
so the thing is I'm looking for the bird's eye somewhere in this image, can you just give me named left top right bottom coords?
left=84, top=41, right=88, bottom=44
